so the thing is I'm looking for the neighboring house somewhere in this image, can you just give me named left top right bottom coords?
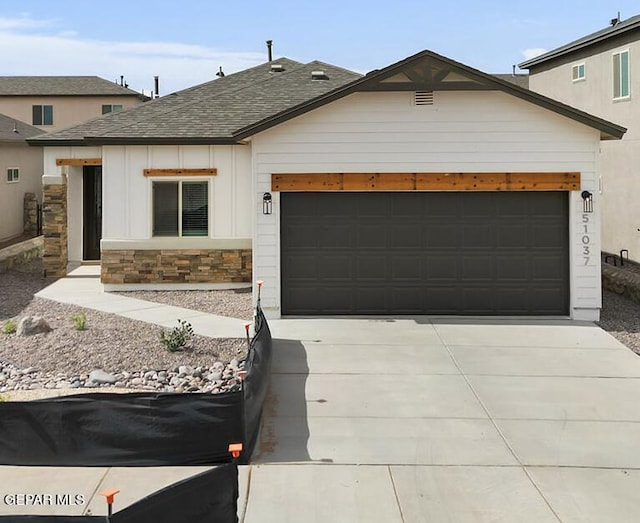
left=0, top=113, right=43, bottom=242
left=0, top=76, right=149, bottom=132
left=29, top=50, right=625, bottom=320
left=519, top=15, right=640, bottom=262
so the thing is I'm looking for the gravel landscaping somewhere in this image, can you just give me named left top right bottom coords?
left=0, top=260, right=253, bottom=399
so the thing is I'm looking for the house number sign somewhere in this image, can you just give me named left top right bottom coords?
left=582, top=214, right=591, bottom=265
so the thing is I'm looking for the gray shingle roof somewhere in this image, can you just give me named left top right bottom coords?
left=29, top=50, right=625, bottom=146
left=30, top=59, right=362, bottom=145
left=519, top=15, right=640, bottom=68
left=492, top=74, right=529, bottom=89
left=0, top=76, right=146, bottom=97
left=0, top=113, right=43, bottom=142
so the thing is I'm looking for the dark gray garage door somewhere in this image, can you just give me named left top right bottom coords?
left=281, top=192, right=569, bottom=315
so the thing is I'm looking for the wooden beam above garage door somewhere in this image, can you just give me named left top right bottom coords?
left=271, top=172, right=580, bottom=192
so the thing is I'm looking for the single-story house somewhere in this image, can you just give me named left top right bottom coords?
left=29, top=50, right=626, bottom=320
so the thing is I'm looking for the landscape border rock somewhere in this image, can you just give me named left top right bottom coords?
left=602, top=263, right=640, bottom=305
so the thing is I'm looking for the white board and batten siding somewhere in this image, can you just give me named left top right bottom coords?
left=102, top=145, right=252, bottom=241
left=44, top=144, right=253, bottom=263
left=251, top=90, right=602, bottom=320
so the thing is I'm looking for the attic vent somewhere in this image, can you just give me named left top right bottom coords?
left=270, top=63, right=285, bottom=73
left=414, top=91, right=434, bottom=106
left=311, top=70, right=328, bottom=80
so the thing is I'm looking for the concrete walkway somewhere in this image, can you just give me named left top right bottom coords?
left=34, top=265, right=249, bottom=338
left=4, top=268, right=640, bottom=521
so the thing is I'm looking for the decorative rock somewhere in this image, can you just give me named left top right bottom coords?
left=70, top=381, right=82, bottom=388
left=88, top=369, right=117, bottom=385
left=16, top=316, right=52, bottom=336
left=131, top=377, right=143, bottom=386
left=178, top=365, right=193, bottom=377
left=144, top=370, right=156, bottom=380
left=55, top=381, right=71, bottom=389
left=230, top=358, right=239, bottom=369
left=20, top=367, right=37, bottom=375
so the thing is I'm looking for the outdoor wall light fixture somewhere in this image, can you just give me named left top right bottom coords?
left=262, top=192, right=273, bottom=215
left=581, top=190, right=594, bottom=213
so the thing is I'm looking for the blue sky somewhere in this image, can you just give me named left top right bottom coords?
left=0, top=1, right=631, bottom=95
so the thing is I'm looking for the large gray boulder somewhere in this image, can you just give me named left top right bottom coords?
left=16, top=316, right=52, bottom=336
left=88, top=369, right=117, bottom=385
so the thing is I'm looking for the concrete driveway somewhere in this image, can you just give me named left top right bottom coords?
left=242, top=317, right=640, bottom=522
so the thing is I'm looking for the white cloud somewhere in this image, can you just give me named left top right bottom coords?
left=0, top=14, right=265, bottom=95
left=521, top=48, right=548, bottom=61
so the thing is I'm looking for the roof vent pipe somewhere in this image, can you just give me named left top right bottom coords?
left=154, top=76, right=159, bottom=98
left=266, top=40, right=273, bottom=61
left=610, top=12, right=621, bottom=26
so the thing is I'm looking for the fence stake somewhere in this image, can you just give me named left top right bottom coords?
left=100, top=488, right=120, bottom=518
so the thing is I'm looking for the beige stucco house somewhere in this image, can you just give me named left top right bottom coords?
left=30, top=50, right=625, bottom=320
left=520, top=14, right=640, bottom=262
left=0, top=76, right=148, bottom=133
left=0, top=113, right=43, bottom=242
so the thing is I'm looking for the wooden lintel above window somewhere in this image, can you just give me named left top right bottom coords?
left=143, top=168, right=218, bottom=177
left=56, top=158, right=102, bottom=166
left=271, top=172, right=580, bottom=192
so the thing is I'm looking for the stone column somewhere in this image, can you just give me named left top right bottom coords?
left=42, top=174, right=68, bottom=278
left=23, top=192, right=38, bottom=236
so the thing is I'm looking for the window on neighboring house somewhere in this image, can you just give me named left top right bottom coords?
left=7, top=168, right=19, bottom=183
left=572, top=63, right=585, bottom=81
left=32, top=105, right=53, bottom=125
left=613, top=50, right=630, bottom=99
left=102, top=104, right=123, bottom=115
left=152, top=180, right=209, bottom=237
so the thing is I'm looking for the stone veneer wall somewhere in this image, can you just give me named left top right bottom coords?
left=42, top=183, right=68, bottom=278
left=101, top=249, right=252, bottom=284
left=23, top=193, right=39, bottom=236
left=0, top=236, right=43, bottom=273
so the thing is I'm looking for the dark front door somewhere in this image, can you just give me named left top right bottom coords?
left=83, top=166, right=102, bottom=260
left=280, top=191, right=569, bottom=316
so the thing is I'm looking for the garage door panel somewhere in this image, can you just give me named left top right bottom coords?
left=281, top=192, right=569, bottom=315
left=463, top=287, right=497, bottom=313
left=532, top=224, right=566, bottom=248
left=356, top=255, right=387, bottom=280
left=497, top=257, right=530, bottom=280
left=463, top=224, right=495, bottom=249
left=320, top=287, right=354, bottom=314
left=357, top=224, right=387, bottom=248
left=460, top=256, right=495, bottom=281
left=391, top=255, right=422, bottom=280
left=284, top=255, right=318, bottom=279
left=356, top=287, right=388, bottom=313
left=497, top=224, right=529, bottom=249
left=318, top=256, right=353, bottom=280
left=391, top=287, right=424, bottom=314
left=427, top=224, right=459, bottom=248
left=425, top=257, right=458, bottom=280
left=392, top=223, right=422, bottom=248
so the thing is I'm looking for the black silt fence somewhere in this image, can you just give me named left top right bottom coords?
left=0, top=301, right=272, bottom=466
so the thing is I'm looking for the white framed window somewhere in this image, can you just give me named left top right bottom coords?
left=571, top=63, right=585, bottom=81
left=613, top=50, right=630, bottom=99
left=32, top=105, right=53, bottom=125
left=102, top=104, right=123, bottom=115
left=152, top=180, right=209, bottom=237
left=7, top=168, right=19, bottom=183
